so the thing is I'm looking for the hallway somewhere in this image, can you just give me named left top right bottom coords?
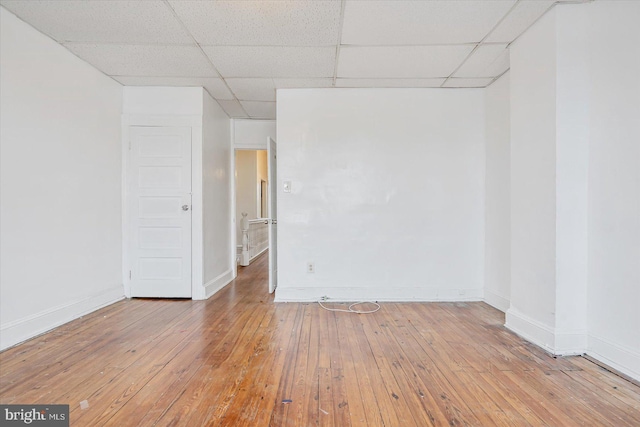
left=1, top=254, right=639, bottom=426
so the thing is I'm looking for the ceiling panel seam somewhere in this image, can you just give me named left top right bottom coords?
left=441, top=0, right=522, bottom=87
left=332, top=0, right=347, bottom=87
left=161, top=0, right=249, bottom=118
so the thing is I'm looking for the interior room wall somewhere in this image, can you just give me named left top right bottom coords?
left=484, top=72, right=511, bottom=312
left=256, top=150, right=268, bottom=218
left=0, top=7, right=124, bottom=349
left=507, top=8, right=559, bottom=344
left=233, top=119, right=276, bottom=149
left=202, top=91, right=233, bottom=297
left=554, top=3, right=589, bottom=354
left=586, top=0, right=640, bottom=380
left=507, top=1, right=638, bottom=379
left=123, top=86, right=233, bottom=300
left=236, top=151, right=258, bottom=243
left=276, top=88, right=485, bottom=302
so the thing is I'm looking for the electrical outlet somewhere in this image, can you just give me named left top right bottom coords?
left=321, top=295, right=328, bottom=301
left=307, top=262, right=315, bottom=273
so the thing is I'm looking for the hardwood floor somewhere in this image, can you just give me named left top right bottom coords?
left=1, top=253, right=639, bottom=426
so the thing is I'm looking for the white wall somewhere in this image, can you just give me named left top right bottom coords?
left=233, top=119, right=276, bottom=149
left=0, top=7, right=124, bottom=349
left=202, top=92, right=234, bottom=297
left=257, top=150, right=268, bottom=217
left=586, top=0, right=640, bottom=380
left=484, top=72, right=511, bottom=312
left=123, top=87, right=203, bottom=116
left=276, top=89, right=485, bottom=302
left=508, top=9, right=559, bottom=340
left=506, top=1, right=639, bottom=379
left=554, top=4, right=589, bottom=352
left=122, top=86, right=233, bottom=300
left=235, top=151, right=258, bottom=243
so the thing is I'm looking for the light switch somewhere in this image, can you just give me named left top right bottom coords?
left=283, top=181, right=291, bottom=193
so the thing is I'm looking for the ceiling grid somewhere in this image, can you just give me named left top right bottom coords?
left=0, top=0, right=583, bottom=119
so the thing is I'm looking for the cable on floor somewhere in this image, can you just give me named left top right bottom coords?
left=317, top=300, right=381, bottom=314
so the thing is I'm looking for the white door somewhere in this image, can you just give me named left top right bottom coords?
left=268, top=137, right=278, bottom=294
left=128, top=126, right=192, bottom=298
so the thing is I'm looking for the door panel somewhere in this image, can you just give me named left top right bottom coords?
left=129, top=126, right=192, bottom=298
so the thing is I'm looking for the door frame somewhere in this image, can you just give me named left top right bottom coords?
left=231, top=147, right=266, bottom=264
left=232, top=145, right=275, bottom=292
left=122, top=115, right=205, bottom=299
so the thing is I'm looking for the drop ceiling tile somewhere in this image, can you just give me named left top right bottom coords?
left=217, top=100, right=249, bottom=118
left=111, top=77, right=234, bottom=100
left=0, top=0, right=193, bottom=44
left=63, top=44, right=216, bottom=77
left=240, top=101, right=277, bottom=119
left=443, top=78, right=494, bottom=88
left=226, top=78, right=276, bottom=102
left=168, top=1, right=341, bottom=46
left=337, top=46, right=474, bottom=79
left=486, top=0, right=555, bottom=43
left=273, top=78, right=334, bottom=89
left=203, top=46, right=336, bottom=78
left=335, top=78, right=446, bottom=88
left=454, top=44, right=509, bottom=78
left=342, top=0, right=516, bottom=45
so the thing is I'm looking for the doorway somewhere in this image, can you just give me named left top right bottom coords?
left=234, top=139, right=277, bottom=293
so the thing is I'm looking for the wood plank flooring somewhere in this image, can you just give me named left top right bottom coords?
left=1, top=253, right=639, bottom=426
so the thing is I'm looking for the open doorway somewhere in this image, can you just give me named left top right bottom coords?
left=234, top=137, right=277, bottom=294
left=235, top=149, right=269, bottom=268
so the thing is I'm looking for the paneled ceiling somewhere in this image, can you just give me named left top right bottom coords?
left=1, top=0, right=579, bottom=119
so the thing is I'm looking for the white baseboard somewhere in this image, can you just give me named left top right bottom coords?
left=274, top=286, right=483, bottom=303
left=203, top=269, right=235, bottom=299
left=555, top=329, right=588, bottom=355
left=588, top=334, right=640, bottom=382
left=483, top=289, right=510, bottom=312
left=505, top=308, right=586, bottom=355
left=249, top=246, right=268, bottom=262
left=505, top=308, right=557, bottom=353
left=0, top=285, right=124, bottom=351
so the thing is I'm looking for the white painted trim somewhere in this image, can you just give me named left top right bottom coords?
left=554, top=329, right=588, bottom=355
left=191, top=123, right=205, bottom=300
left=234, top=143, right=269, bottom=150
left=588, top=334, right=640, bottom=382
left=483, top=289, right=510, bottom=312
left=275, top=287, right=483, bottom=303
left=250, top=246, right=268, bottom=262
left=505, top=307, right=587, bottom=356
left=506, top=307, right=557, bottom=353
left=204, top=269, right=235, bottom=299
left=0, top=286, right=124, bottom=351
left=230, top=120, right=238, bottom=281
left=121, top=117, right=131, bottom=298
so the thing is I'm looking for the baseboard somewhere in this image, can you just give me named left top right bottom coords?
left=0, top=285, right=124, bottom=351
left=249, top=247, right=268, bottom=263
left=505, top=308, right=586, bottom=355
left=554, top=329, right=588, bottom=355
left=588, top=333, right=640, bottom=382
left=203, top=269, right=235, bottom=299
left=274, top=286, right=483, bottom=303
left=483, top=289, right=510, bottom=312
left=505, top=308, right=557, bottom=353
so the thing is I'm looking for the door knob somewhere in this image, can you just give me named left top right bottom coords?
left=182, top=205, right=190, bottom=211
